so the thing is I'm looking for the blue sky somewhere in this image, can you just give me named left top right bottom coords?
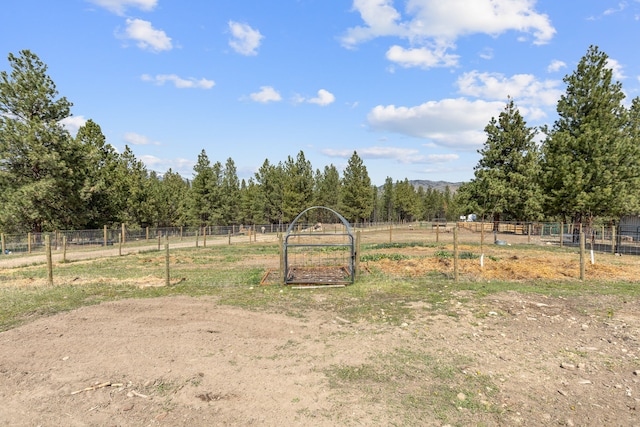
left=2, top=0, right=640, bottom=186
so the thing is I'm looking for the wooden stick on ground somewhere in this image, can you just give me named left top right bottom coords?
left=71, top=382, right=123, bottom=395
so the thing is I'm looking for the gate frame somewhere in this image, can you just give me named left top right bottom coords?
left=283, top=206, right=355, bottom=285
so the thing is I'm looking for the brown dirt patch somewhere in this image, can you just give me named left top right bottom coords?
left=1, top=293, right=639, bottom=426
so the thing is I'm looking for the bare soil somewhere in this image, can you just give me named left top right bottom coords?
left=1, top=230, right=639, bottom=426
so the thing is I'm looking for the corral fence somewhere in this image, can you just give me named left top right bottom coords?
left=1, top=220, right=640, bottom=257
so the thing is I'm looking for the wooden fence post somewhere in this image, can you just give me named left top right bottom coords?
left=453, top=226, right=459, bottom=283
left=560, top=222, right=564, bottom=248
left=103, top=225, right=107, bottom=247
left=611, top=226, right=616, bottom=255
left=28, top=232, right=32, bottom=253
left=45, top=235, right=53, bottom=286
left=121, top=223, right=126, bottom=245
left=355, top=231, right=361, bottom=281
left=165, top=239, right=170, bottom=287
left=1, top=233, right=5, bottom=256
left=579, top=231, right=585, bottom=281
left=62, top=236, right=67, bottom=263
left=279, top=233, right=285, bottom=284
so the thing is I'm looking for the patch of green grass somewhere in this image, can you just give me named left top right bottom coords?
left=360, top=253, right=409, bottom=262
left=367, top=242, right=439, bottom=250
left=459, top=252, right=480, bottom=259
left=434, top=250, right=479, bottom=260
left=434, top=250, right=452, bottom=259
left=324, top=347, right=500, bottom=424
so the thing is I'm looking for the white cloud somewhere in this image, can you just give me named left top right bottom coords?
left=367, top=98, right=505, bottom=149
left=341, top=0, right=404, bottom=48
left=547, top=59, right=566, bottom=72
left=228, top=21, right=263, bottom=56
left=139, top=155, right=194, bottom=175
left=606, top=58, right=626, bottom=80
left=59, top=116, right=87, bottom=135
left=123, top=132, right=161, bottom=146
left=87, top=0, right=157, bottom=15
left=424, top=153, right=460, bottom=163
left=249, top=86, right=282, bottom=103
left=603, top=2, right=627, bottom=16
left=307, top=89, right=336, bottom=106
left=141, top=74, right=215, bottom=89
left=321, top=146, right=459, bottom=165
left=385, top=45, right=459, bottom=69
left=479, top=47, right=494, bottom=60
left=123, top=18, right=172, bottom=52
left=342, top=0, right=555, bottom=68
left=456, top=71, right=563, bottom=107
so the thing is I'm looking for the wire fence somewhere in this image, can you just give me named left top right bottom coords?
left=1, top=220, right=640, bottom=257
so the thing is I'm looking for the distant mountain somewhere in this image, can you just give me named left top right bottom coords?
left=408, top=180, right=464, bottom=193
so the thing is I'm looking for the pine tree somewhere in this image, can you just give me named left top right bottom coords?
left=282, top=151, right=314, bottom=222
left=393, top=179, right=420, bottom=222
left=381, top=177, right=394, bottom=221
left=116, top=146, right=152, bottom=227
left=74, top=119, right=122, bottom=228
left=221, top=157, right=240, bottom=225
left=314, top=164, right=341, bottom=220
left=188, top=150, right=222, bottom=226
left=340, top=151, right=373, bottom=223
left=152, top=169, right=189, bottom=227
left=254, top=159, right=284, bottom=225
left=541, top=45, right=637, bottom=226
left=0, top=50, right=75, bottom=232
left=468, top=98, right=542, bottom=222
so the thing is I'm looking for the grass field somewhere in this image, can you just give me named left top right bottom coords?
left=2, top=228, right=639, bottom=332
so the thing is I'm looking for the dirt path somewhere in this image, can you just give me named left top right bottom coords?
left=0, top=234, right=278, bottom=269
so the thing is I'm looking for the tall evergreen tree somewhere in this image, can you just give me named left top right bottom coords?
left=239, top=178, right=264, bottom=225
left=0, top=50, right=76, bottom=232
left=282, top=151, right=314, bottom=222
left=73, top=119, right=121, bottom=228
left=151, top=169, right=189, bottom=227
left=541, top=45, right=638, bottom=226
left=188, top=150, right=222, bottom=226
left=220, top=157, right=240, bottom=225
left=469, top=98, right=542, bottom=222
left=313, top=164, right=341, bottom=222
left=340, top=151, right=373, bottom=223
left=393, top=179, right=420, bottom=222
left=381, top=177, right=394, bottom=221
left=255, top=159, right=284, bottom=225
left=116, top=146, right=152, bottom=227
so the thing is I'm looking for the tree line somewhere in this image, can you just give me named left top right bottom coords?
left=0, top=50, right=459, bottom=234
left=457, top=45, right=640, bottom=229
left=2, top=46, right=639, bottom=234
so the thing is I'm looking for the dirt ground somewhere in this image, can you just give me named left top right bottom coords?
left=1, top=230, right=640, bottom=426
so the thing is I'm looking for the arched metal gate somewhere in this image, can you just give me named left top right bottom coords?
left=283, top=206, right=355, bottom=286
